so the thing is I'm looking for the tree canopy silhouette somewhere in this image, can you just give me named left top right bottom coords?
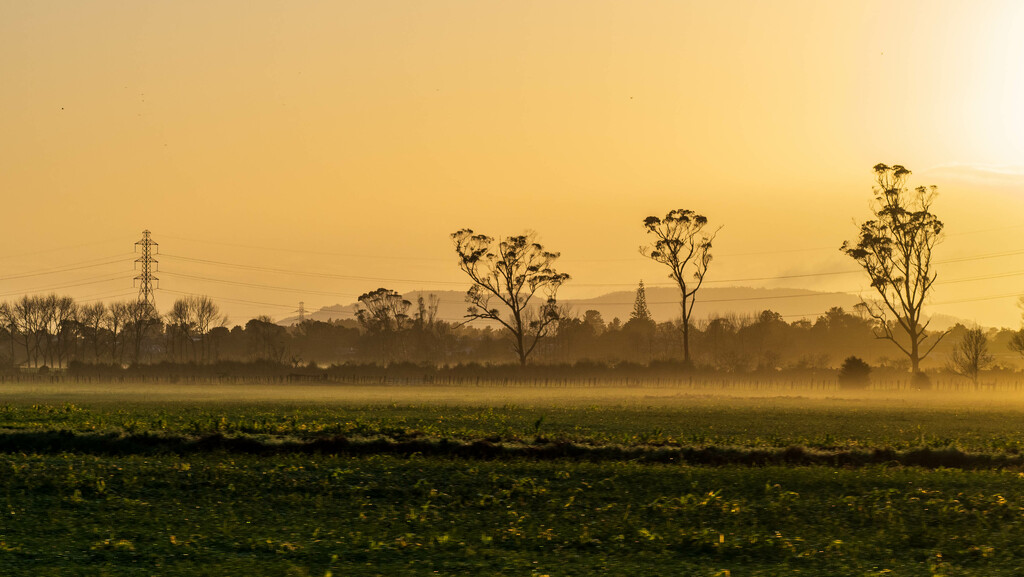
left=948, top=327, right=993, bottom=387
left=355, top=288, right=411, bottom=334
left=842, top=163, right=945, bottom=384
left=630, top=280, right=653, bottom=323
left=451, top=229, right=569, bottom=366
left=355, top=288, right=412, bottom=363
left=640, top=209, right=719, bottom=367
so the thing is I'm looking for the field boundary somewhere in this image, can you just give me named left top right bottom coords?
left=2, top=430, right=1023, bottom=470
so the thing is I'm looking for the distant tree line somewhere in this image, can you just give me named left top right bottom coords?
left=1, top=289, right=1020, bottom=377
left=0, top=292, right=511, bottom=370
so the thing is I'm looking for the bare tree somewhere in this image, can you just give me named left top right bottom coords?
left=1006, top=297, right=1024, bottom=362
left=78, top=302, right=107, bottom=363
left=411, top=294, right=447, bottom=363
left=355, top=288, right=412, bottom=363
left=452, top=229, right=569, bottom=366
left=191, top=295, right=227, bottom=363
left=0, top=295, right=78, bottom=368
left=948, top=327, right=994, bottom=388
left=1010, top=330, right=1024, bottom=360
left=166, top=295, right=226, bottom=363
left=0, top=302, right=19, bottom=368
left=13, top=295, right=45, bottom=368
left=356, top=288, right=411, bottom=333
left=246, top=315, right=288, bottom=363
left=166, top=298, right=193, bottom=362
left=414, top=294, right=440, bottom=329
left=35, top=296, right=56, bottom=367
left=124, top=300, right=161, bottom=364
left=842, top=164, right=946, bottom=384
left=640, top=210, right=719, bottom=367
left=105, top=301, right=131, bottom=364
left=46, top=295, right=77, bottom=369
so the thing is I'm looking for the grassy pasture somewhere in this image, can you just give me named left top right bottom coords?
left=4, top=382, right=1024, bottom=575
left=5, top=382, right=1024, bottom=452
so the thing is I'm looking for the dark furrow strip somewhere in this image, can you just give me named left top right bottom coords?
left=1, top=431, right=1021, bottom=471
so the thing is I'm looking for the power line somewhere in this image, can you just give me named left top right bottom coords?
left=164, top=251, right=860, bottom=287
left=316, top=306, right=355, bottom=317
left=161, top=271, right=360, bottom=298
left=163, top=233, right=848, bottom=264
left=932, top=293, right=1022, bottom=306
left=162, top=253, right=467, bottom=285
left=76, top=286, right=140, bottom=301
left=160, top=288, right=304, bottom=310
left=160, top=239, right=1024, bottom=291
left=161, top=234, right=453, bottom=262
left=945, top=223, right=1024, bottom=238
left=0, top=238, right=126, bottom=262
left=937, top=248, right=1024, bottom=264
left=160, top=222, right=1024, bottom=263
left=160, top=266, right=865, bottom=306
left=158, top=253, right=1024, bottom=309
left=0, top=254, right=131, bottom=282
left=0, top=273, right=128, bottom=298
left=78, top=291, right=139, bottom=304
left=938, top=270, right=1024, bottom=285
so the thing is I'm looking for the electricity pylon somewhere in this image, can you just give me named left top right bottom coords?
left=134, top=229, right=159, bottom=307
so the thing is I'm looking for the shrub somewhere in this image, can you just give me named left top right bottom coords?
left=838, top=356, right=871, bottom=389
left=911, top=371, right=932, bottom=390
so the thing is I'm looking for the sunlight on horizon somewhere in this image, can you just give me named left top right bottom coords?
left=1, top=1, right=1023, bottom=327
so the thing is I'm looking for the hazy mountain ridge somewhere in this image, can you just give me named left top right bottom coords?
left=279, top=287, right=972, bottom=331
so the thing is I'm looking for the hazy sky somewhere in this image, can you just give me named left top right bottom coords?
left=2, top=1, right=1023, bottom=326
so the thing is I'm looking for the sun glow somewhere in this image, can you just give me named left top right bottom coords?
left=979, top=2, right=1024, bottom=162
left=4, top=1, right=1024, bottom=326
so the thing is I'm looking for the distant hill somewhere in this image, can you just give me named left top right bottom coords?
left=279, top=291, right=467, bottom=326
left=562, top=286, right=863, bottom=325
left=278, top=286, right=969, bottom=330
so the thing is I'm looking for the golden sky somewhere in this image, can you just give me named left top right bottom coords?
left=1, top=1, right=1023, bottom=326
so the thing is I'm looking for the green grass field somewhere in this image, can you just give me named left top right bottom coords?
left=4, top=383, right=1024, bottom=575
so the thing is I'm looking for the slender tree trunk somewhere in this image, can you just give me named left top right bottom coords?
left=514, top=310, right=527, bottom=367
left=516, top=330, right=527, bottom=367
left=910, top=338, right=920, bottom=375
left=680, top=294, right=692, bottom=367
left=682, top=322, right=691, bottom=366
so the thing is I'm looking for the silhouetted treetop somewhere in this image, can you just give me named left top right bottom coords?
left=452, top=229, right=569, bottom=366
left=355, top=288, right=411, bottom=333
left=630, top=280, right=652, bottom=323
left=641, top=209, right=720, bottom=366
left=842, top=163, right=945, bottom=380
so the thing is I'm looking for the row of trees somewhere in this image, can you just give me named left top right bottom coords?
left=0, top=290, right=505, bottom=369
left=0, top=295, right=235, bottom=369
left=448, top=163, right=958, bottom=386
left=0, top=296, right=160, bottom=368
left=1, top=288, right=1020, bottom=375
